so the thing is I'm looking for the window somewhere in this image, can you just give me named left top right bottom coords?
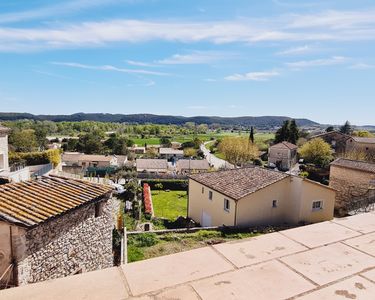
left=95, top=202, right=104, bottom=217
left=208, top=191, right=213, bottom=200
left=272, top=200, right=277, bottom=208
left=224, top=199, right=230, bottom=212
left=202, top=187, right=204, bottom=194
left=312, top=201, right=323, bottom=211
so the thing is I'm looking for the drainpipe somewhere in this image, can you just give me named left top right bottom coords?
left=234, top=201, right=238, bottom=227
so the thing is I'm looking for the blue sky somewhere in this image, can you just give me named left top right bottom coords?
left=0, top=0, right=375, bottom=125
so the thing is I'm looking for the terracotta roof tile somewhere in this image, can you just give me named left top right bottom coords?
left=351, top=137, right=375, bottom=144
left=270, top=142, right=298, bottom=150
left=136, top=159, right=168, bottom=170
left=177, top=159, right=209, bottom=170
left=0, top=176, right=113, bottom=227
left=189, top=167, right=289, bottom=200
left=331, top=158, right=375, bottom=174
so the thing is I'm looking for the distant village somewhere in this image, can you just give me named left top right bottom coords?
left=0, top=120, right=374, bottom=290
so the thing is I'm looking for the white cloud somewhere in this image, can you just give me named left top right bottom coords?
left=51, top=62, right=170, bottom=76
left=0, top=9, right=375, bottom=52
left=349, top=63, right=375, bottom=70
left=157, top=51, right=233, bottom=65
left=287, top=10, right=375, bottom=30
left=277, top=45, right=314, bottom=55
left=125, top=60, right=157, bottom=67
left=0, top=0, right=122, bottom=24
left=225, top=71, right=280, bottom=81
left=286, top=56, right=347, bottom=68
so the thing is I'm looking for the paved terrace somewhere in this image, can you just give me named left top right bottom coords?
left=2, top=212, right=375, bottom=299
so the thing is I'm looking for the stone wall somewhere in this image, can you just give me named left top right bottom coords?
left=16, top=197, right=115, bottom=285
left=329, top=165, right=375, bottom=214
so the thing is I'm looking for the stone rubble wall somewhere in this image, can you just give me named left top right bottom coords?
left=329, top=166, right=375, bottom=214
left=16, top=198, right=115, bottom=285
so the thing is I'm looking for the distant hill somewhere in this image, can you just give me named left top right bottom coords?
left=0, top=112, right=319, bottom=128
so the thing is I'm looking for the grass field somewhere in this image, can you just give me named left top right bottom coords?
left=151, top=190, right=187, bottom=220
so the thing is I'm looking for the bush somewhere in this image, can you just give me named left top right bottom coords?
left=127, top=245, right=145, bottom=262
left=9, top=149, right=61, bottom=167
left=134, top=233, right=158, bottom=247
left=253, top=158, right=263, bottom=166
left=195, top=230, right=222, bottom=241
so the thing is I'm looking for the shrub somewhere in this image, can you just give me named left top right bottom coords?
left=253, top=158, right=263, bottom=166
left=9, top=149, right=61, bottom=167
left=195, top=230, right=222, bottom=241
left=134, top=233, right=158, bottom=247
left=127, top=245, right=145, bottom=262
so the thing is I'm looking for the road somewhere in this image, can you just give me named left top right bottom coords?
left=200, top=142, right=235, bottom=170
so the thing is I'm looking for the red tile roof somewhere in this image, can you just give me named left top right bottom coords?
left=189, top=167, right=289, bottom=200
left=0, top=176, right=113, bottom=227
left=331, top=158, right=375, bottom=174
left=270, top=142, right=298, bottom=150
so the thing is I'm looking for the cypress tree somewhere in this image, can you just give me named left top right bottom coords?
left=249, top=126, right=255, bottom=144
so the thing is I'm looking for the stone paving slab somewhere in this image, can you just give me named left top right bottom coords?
left=129, top=285, right=201, bottom=300
left=332, top=213, right=375, bottom=234
left=213, top=232, right=307, bottom=268
left=280, top=221, right=360, bottom=248
left=280, top=242, right=375, bottom=285
left=0, top=267, right=128, bottom=300
left=295, top=275, right=375, bottom=299
left=122, top=247, right=234, bottom=296
left=343, top=232, right=375, bottom=257
left=191, top=260, right=315, bottom=300
left=361, top=268, right=375, bottom=282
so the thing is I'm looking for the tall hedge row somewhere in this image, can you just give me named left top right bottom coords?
left=9, top=149, right=61, bottom=167
left=141, top=179, right=188, bottom=191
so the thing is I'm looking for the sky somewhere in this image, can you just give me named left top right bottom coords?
left=0, top=0, right=375, bottom=125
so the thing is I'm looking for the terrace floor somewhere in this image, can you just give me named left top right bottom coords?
left=2, top=212, right=375, bottom=299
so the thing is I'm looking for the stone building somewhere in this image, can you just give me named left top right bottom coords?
left=0, top=176, right=114, bottom=288
left=268, top=142, right=298, bottom=171
left=346, top=136, right=375, bottom=158
left=310, top=131, right=351, bottom=154
left=329, top=158, right=375, bottom=215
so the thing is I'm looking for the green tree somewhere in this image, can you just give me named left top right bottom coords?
left=274, top=121, right=290, bottom=144
left=77, top=130, right=105, bottom=154
left=299, top=138, right=333, bottom=167
left=249, top=126, right=255, bottom=144
left=160, top=136, right=172, bottom=147
left=340, top=121, right=352, bottom=135
left=218, top=137, right=259, bottom=166
left=289, top=120, right=300, bottom=145
left=274, top=120, right=300, bottom=145
left=9, top=129, right=38, bottom=152
left=326, top=126, right=334, bottom=132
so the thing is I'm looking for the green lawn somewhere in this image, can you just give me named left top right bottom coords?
left=151, top=190, right=187, bottom=220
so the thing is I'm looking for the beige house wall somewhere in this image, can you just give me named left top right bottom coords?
left=188, top=177, right=335, bottom=227
left=296, top=179, right=335, bottom=223
left=236, top=178, right=290, bottom=227
left=188, top=179, right=235, bottom=227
